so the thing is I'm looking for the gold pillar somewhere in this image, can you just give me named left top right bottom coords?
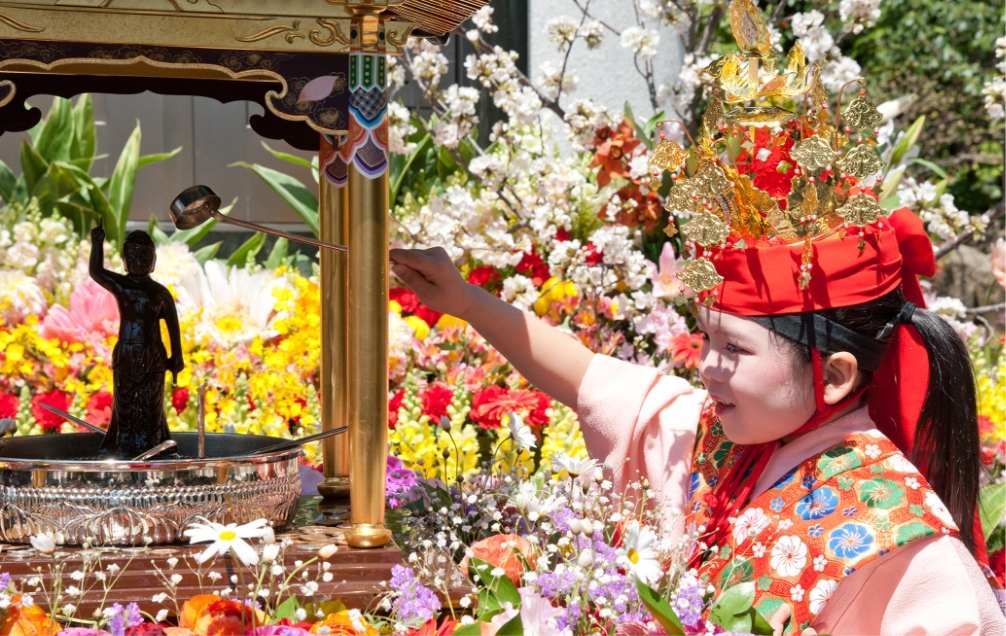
left=345, top=161, right=392, bottom=549
left=318, top=176, right=351, bottom=500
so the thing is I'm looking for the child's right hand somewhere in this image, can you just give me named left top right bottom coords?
left=389, top=247, right=471, bottom=319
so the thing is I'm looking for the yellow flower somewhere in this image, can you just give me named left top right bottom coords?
left=402, top=315, right=430, bottom=340
left=437, top=314, right=468, bottom=329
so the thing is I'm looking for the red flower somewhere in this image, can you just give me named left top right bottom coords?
left=467, top=266, right=500, bottom=289
left=172, top=388, right=190, bottom=413
left=471, top=386, right=551, bottom=429
left=388, top=389, right=405, bottom=429
left=31, top=390, right=72, bottom=431
left=413, top=304, right=443, bottom=328
left=990, top=549, right=1005, bottom=583
left=516, top=249, right=551, bottom=287
left=390, top=287, right=419, bottom=314
left=670, top=332, right=704, bottom=369
left=420, top=383, right=454, bottom=421
left=125, top=624, right=167, bottom=636
left=85, top=391, right=113, bottom=429
left=589, top=120, right=641, bottom=187
left=601, top=185, right=664, bottom=231
left=402, top=618, right=459, bottom=636
left=584, top=242, right=605, bottom=266
left=736, top=127, right=796, bottom=201
left=0, top=393, right=18, bottom=419
left=555, top=227, right=572, bottom=242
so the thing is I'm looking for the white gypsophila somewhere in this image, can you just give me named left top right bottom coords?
left=501, top=274, right=537, bottom=312
left=820, top=55, right=862, bottom=92
left=579, top=20, right=604, bottom=49
left=791, top=11, right=835, bottom=63
left=546, top=16, right=579, bottom=52
left=388, top=101, right=417, bottom=154
left=620, top=27, right=660, bottom=61
left=471, top=6, right=498, bottom=33
left=840, top=0, right=882, bottom=33
left=536, top=60, right=579, bottom=101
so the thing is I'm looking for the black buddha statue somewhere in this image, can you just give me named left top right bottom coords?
left=90, top=222, right=183, bottom=459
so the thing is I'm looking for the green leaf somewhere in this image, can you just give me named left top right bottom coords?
left=643, top=110, right=666, bottom=149
left=231, top=161, right=319, bottom=237
left=147, top=216, right=170, bottom=245
left=33, top=97, right=73, bottom=163
left=20, top=140, right=49, bottom=194
left=624, top=101, right=650, bottom=151
left=227, top=231, right=266, bottom=268
left=878, top=166, right=905, bottom=202
left=888, top=115, right=925, bottom=167
left=274, top=595, right=301, bottom=622
left=391, top=134, right=431, bottom=208
left=138, top=146, right=182, bottom=169
left=192, top=242, right=221, bottom=265
left=0, top=159, right=20, bottom=204
left=634, top=579, right=685, bottom=635
left=170, top=197, right=235, bottom=246
left=708, top=582, right=757, bottom=632
left=261, top=141, right=315, bottom=169
left=497, top=614, right=523, bottom=635
left=879, top=195, right=901, bottom=211
left=908, top=157, right=948, bottom=180
left=468, top=556, right=521, bottom=619
left=979, top=482, right=1006, bottom=543
left=70, top=94, right=96, bottom=171
left=107, top=121, right=142, bottom=245
left=452, top=622, right=483, bottom=636
left=265, top=237, right=289, bottom=269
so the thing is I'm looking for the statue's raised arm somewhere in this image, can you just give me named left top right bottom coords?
left=88, top=219, right=126, bottom=294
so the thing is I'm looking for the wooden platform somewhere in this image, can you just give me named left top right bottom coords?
left=0, top=498, right=408, bottom=616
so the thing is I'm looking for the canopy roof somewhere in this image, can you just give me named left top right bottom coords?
left=0, top=0, right=485, bottom=150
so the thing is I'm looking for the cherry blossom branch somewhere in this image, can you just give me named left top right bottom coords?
left=555, top=0, right=594, bottom=105
left=933, top=199, right=1005, bottom=260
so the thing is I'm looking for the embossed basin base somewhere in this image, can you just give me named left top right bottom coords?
left=0, top=433, right=302, bottom=546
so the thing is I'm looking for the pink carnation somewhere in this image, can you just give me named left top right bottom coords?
left=40, top=279, right=119, bottom=346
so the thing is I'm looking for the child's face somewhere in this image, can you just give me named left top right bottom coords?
left=696, top=308, right=816, bottom=445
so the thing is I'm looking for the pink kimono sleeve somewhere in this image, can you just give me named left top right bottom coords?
left=814, top=535, right=1006, bottom=635
left=576, top=354, right=706, bottom=537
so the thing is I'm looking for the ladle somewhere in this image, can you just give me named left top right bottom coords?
left=230, top=426, right=348, bottom=460
left=39, top=403, right=105, bottom=435
left=169, top=186, right=347, bottom=252
left=131, top=439, right=178, bottom=461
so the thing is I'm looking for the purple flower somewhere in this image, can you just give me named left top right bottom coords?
left=386, top=456, right=419, bottom=508
left=105, top=602, right=142, bottom=636
left=389, top=565, right=440, bottom=625
left=0, top=572, right=10, bottom=591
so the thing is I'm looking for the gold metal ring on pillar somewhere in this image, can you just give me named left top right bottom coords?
left=318, top=173, right=351, bottom=502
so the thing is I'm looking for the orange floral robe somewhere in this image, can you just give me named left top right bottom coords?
left=688, top=409, right=956, bottom=634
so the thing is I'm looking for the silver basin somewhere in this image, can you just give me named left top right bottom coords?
left=0, top=433, right=302, bottom=546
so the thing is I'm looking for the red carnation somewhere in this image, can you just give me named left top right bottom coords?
left=467, top=265, right=501, bottom=289
left=413, top=304, right=444, bottom=328
left=390, top=287, right=420, bottom=314
left=555, top=228, right=572, bottom=242
left=584, top=242, right=604, bottom=266
left=388, top=389, right=405, bottom=429
left=172, top=387, right=190, bottom=412
left=85, top=391, right=113, bottom=429
left=420, top=383, right=453, bottom=421
left=0, top=393, right=18, bottom=419
left=517, top=249, right=551, bottom=287
left=471, top=385, right=551, bottom=430
left=31, top=389, right=72, bottom=432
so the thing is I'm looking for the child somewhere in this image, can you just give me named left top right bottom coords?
left=390, top=207, right=1005, bottom=634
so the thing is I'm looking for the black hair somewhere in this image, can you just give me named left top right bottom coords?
left=785, top=288, right=983, bottom=554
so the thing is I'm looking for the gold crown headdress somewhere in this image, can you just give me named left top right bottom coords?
left=649, top=0, right=888, bottom=299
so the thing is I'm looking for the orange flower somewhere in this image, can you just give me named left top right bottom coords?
left=589, top=120, right=641, bottom=187
left=459, top=533, right=537, bottom=586
left=308, top=610, right=378, bottom=635
left=0, top=598, right=58, bottom=636
left=179, top=594, right=266, bottom=635
left=670, top=332, right=704, bottom=369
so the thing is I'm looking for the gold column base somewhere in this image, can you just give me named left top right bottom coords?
left=345, top=523, right=393, bottom=549
left=314, top=497, right=351, bottom=527
left=317, top=476, right=351, bottom=499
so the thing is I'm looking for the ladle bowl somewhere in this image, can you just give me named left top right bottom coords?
left=0, top=433, right=302, bottom=546
left=170, top=186, right=347, bottom=252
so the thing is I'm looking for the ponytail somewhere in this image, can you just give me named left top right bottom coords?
left=792, top=289, right=984, bottom=554
left=907, top=306, right=982, bottom=554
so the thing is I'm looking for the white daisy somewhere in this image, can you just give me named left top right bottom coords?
left=183, top=517, right=272, bottom=566
left=550, top=452, right=598, bottom=477
left=616, top=520, right=662, bottom=585
left=506, top=412, right=536, bottom=451
left=770, top=536, right=808, bottom=578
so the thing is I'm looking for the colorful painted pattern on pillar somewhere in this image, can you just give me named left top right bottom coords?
left=321, top=19, right=388, bottom=187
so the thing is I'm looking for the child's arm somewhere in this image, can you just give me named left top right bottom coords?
left=389, top=247, right=594, bottom=408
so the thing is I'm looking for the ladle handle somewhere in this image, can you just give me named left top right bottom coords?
left=213, top=212, right=348, bottom=252
left=240, top=426, right=348, bottom=458
left=39, top=403, right=105, bottom=435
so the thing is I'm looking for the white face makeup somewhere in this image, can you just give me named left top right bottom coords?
left=696, top=307, right=816, bottom=445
